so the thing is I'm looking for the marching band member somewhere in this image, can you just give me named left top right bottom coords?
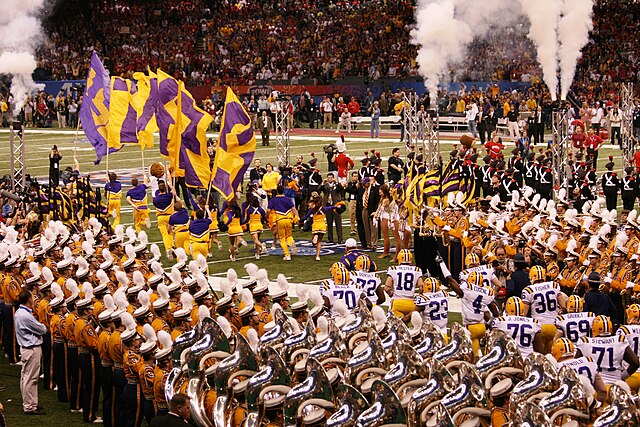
left=126, top=177, right=151, bottom=233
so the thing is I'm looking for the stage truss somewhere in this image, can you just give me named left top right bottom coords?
left=621, top=82, right=635, bottom=167
left=551, top=110, right=570, bottom=198
left=403, top=92, right=419, bottom=150
left=9, top=122, right=26, bottom=193
left=275, top=100, right=292, bottom=167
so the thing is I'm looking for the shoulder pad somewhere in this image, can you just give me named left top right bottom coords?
left=579, top=337, right=589, bottom=343
left=586, top=356, right=594, bottom=362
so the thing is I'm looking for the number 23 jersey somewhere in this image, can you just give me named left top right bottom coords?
left=521, top=281, right=561, bottom=323
left=386, top=265, right=422, bottom=300
left=492, top=315, right=541, bottom=358
left=414, top=291, right=449, bottom=333
left=576, top=335, right=629, bottom=384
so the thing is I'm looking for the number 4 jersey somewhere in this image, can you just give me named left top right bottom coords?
left=492, top=315, right=541, bottom=357
left=414, top=291, right=449, bottom=334
left=521, top=281, right=561, bottom=323
left=386, top=265, right=422, bottom=300
left=460, top=282, right=495, bottom=325
left=320, top=279, right=365, bottom=312
left=555, top=312, right=596, bottom=343
left=350, top=270, right=381, bottom=304
left=576, top=335, right=629, bottom=384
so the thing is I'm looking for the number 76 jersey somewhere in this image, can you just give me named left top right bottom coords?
left=386, top=265, right=422, bottom=300
left=492, top=315, right=541, bottom=358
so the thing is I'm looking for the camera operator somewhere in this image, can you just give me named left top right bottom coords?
left=320, top=173, right=344, bottom=243
left=324, top=143, right=338, bottom=174
left=49, top=145, right=62, bottom=187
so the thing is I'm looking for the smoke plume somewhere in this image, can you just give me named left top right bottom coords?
left=0, top=0, right=47, bottom=115
left=558, top=0, right=594, bottom=100
left=518, top=0, right=561, bottom=100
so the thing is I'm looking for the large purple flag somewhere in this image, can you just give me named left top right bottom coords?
left=210, top=87, right=256, bottom=200
left=156, top=70, right=180, bottom=171
left=79, top=51, right=112, bottom=164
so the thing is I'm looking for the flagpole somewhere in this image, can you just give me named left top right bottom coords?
left=73, top=118, right=81, bottom=162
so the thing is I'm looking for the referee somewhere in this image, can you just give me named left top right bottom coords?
left=14, top=290, right=47, bottom=415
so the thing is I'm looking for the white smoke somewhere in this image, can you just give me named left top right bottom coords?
left=0, top=0, right=47, bottom=115
left=519, top=0, right=561, bottom=100
left=411, top=0, right=473, bottom=104
left=558, top=0, right=594, bottom=100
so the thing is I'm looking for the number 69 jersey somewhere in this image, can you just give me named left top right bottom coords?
left=521, top=281, right=562, bottom=323
left=386, top=265, right=422, bottom=300
left=492, top=316, right=541, bottom=358
left=320, top=279, right=365, bottom=312
left=460, top=282, right=495, bottom=325
left=575, top=335, right=630, bottom=385
left=350, top=270, right=381, bottom=304
left=555, top=312, right=596, bottom=343
left=414, top=291, right=449, bottom=334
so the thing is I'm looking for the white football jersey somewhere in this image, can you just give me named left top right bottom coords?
left=576, top=335, right=629, bottom=384
left=351, top=270, right=381, bottom=304
left=460, top=282, right=495, bottom=325
left=320, top=279, right=365, bottom=312
left=617, top=324, right=640, bottom=358
left=555, top=312, right=596, bottom=343
left=558, top=356, right=599, bottom=385
left=492, top=315, right=541, bottom=358
left=521, top=281, right=561, bottom=323
left=386, top=265, right=422, bottom=300
left=414, top=291, right=449, bottom=333
left=459, top=264, right=497, bottom=286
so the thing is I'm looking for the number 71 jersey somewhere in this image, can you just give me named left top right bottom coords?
left=576, top=335, right=629, bottom=385
left=521, top=281, right=561, bottom=323
left=386, top=265, right=422, bottom=300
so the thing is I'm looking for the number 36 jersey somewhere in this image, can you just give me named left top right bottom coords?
left=521, top=281, right=561, bottom=323
left=555, top=312, right=596, bottom=343
left=492, top=316, right=541, bottom=358
left=576, top=335, right=629, bottom=384
left=386, top=265, right=422, bottom=300
left=320, top=279, right=365, bottom=312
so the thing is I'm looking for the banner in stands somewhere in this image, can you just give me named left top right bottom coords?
left=36, top=80, right=531, bottom=103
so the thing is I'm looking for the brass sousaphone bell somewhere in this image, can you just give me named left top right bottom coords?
left=509, top=353, right=559, bottom=414
left=539, top=366, right=590, bottom=425
left=476, top=329, right=524, bottom=399
left=355, top=379, right=407, bottom=427
left=413, top=320, right=445, bottom=358
left=283, top=357, right=335, bottom=427
left=326, top=384, right=369, bottom=427
left=407, top=358, right=456, bottom=427
left=432, top=322, right=474, bottom=370
left=344, top=329, right=388, bottom=396
left=438, top=361, right=490, bottom=426
left=593, top=384, right=639, bottom=427
left=383, top=341, right=430, bottom=409
left=166, top=328, right=201, bottom=403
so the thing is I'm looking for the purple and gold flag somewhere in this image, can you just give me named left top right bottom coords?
left=177, top=81, right=213, bottom=188
left=79, top=51, right=112, bottom=164
left=107, top=77, right=138, bottom=150
left=132, top=70, right=158, bottom=150
left=210, top=87, right=257, bottom=200
left=156, top=69, right=181, bottom=171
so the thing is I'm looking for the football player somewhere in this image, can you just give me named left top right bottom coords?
left=384, top=249, right=424, bottom=322
left=350, top=255, right=384, bottom=305
left=552, top=337, right=606, bottom=403
left=617, top=304, right=640, bottom=392
left=554, top=295, right=595, bottom=343
left=575, top=315, right=639, bottom=385
left=492, top=296, right=543, bottom=357
left=414, top=277, right=449, bottom=337
left=521, top=265, right=567, bottom=352
left=321, top=263, right=365, bottom=313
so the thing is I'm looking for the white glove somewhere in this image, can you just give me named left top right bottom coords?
left=604, top=277, right=612, bottom=284
left=463, top=231, right=469, bottom=238
left=443, top=225, right=451, bottom=232
left=627, top=281, right=635, bottom=289
left=582, top=259, right=590, bottom=266
left=557, top=274, right=564, bottom=281
left=486, top=251, right=494, bottom=259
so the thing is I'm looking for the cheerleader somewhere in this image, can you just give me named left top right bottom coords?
left=373, top=184, right=393, bottom=258
left=242, top=196, right=267, bottom=259
left=301, top=193, right=346, bottom=261
left=224, top=199, right=244, bottom=262
left=207, top=201, right=222, bottom=254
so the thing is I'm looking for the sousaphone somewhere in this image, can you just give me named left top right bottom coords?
left=539, top=366, right=590, bottom=425
left=383, top=341, right=430, bottom=408
left=355, top=379, right=407, bottom=427
left=326, top=384, right=369, bottom=427
left=284, top=357, right=335, bottom=427
left=407, top=358, right=457, bottom=427
left=509, top=353, right=558, bottom=414
left=166, top=328, right=202, bottom=403
left=432, top=322, right=474, bottom=370
left=344, top=329, right=388, bottom=396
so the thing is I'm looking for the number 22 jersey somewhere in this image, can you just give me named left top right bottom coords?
left=350, top=270, right=381, bottom=304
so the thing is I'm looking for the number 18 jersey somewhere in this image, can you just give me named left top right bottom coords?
left=386, top=265, right=422, bottom=300
left=576, top=335, right=629, bottom=384
left=521, top=281, right=561, bottom=323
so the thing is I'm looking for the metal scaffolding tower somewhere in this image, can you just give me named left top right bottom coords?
left=275, top=100, right=292, bottom=167
left=423, top=109, right=440, bottom=169
left=402, top=92, right=419, bottom=150
left=621, top=83, right=635, bottom=167
left=9, top=122, right=26, bottom=193
left=551, top=110, right=570, bottom=198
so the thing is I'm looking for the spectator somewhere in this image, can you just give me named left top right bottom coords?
left=369, top=101, right=381, bottom=140
left=608, top=105, right=622, bottom=148
left=387, top=148, right=404, bottom=184
left=321, top=97, right=333, bottom=130
left=150, top=393, right=195, bottom=427
left=14, top=290, right=48, bottom=415
left=49, top=145, right=62, bottom=187
left=466, top=99, right=479, bottom=138
left=258, top=111, right=272, bottom=146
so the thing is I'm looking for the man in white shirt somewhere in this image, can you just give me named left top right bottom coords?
left=591, top=102, right=603, bottom=133
left=14, top=290, right=48, bottom=415
left=466, top=101, right=479, bottom=138
left=321, top=97, right=333, bottom=129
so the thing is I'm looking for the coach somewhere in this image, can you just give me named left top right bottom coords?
left=14, top=290, right=47, bottom=415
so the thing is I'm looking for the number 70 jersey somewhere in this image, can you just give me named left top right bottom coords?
left=319, top=279, right=365, bottom=311
left=386, top=265, right=422, bottom=300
